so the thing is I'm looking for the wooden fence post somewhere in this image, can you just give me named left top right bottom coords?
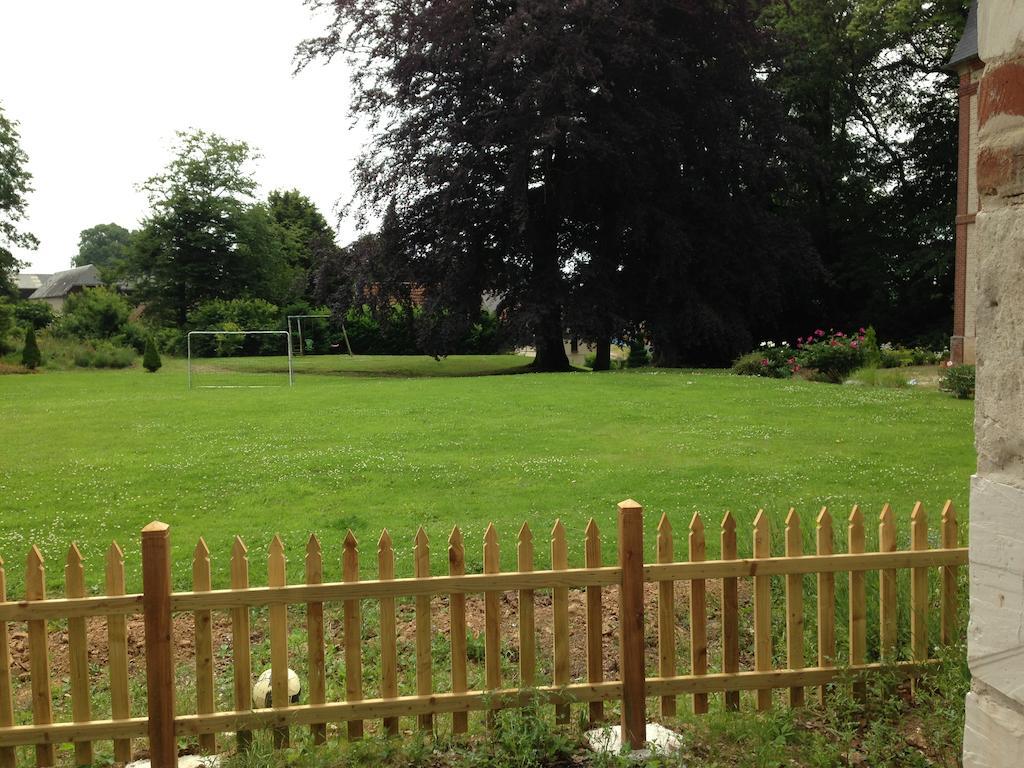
left=142, top=521, right=175, bottom=768
left=618, top=499, right=646, bottom=750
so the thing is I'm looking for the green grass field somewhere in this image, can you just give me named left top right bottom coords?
left=0, top=355, right=974, bottom=595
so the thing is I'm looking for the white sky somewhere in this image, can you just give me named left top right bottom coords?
left=1, top=0, right=367, bottom=274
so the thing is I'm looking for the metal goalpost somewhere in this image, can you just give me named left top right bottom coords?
left=286, top=313, right=354, bottom=356
left=186, top=330, right=294, bottom=389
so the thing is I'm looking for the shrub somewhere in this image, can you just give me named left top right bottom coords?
left=940, top=364, right=975, bottom=399
left=14, top=301, right=53, bottom=330
left=0, top=301, right=14, bottom=354
left=143, top=336, right=162, bottom=372
left=21, top=327, right=41, bottom=369
left=72, top=341, right=136, bottom=369
left=861, top=326, right=880, bottom=368
left=187, top=298, right=282, bottom=356
left=55, top=287, right=132, bottom=339
left=626, top=340, right=650, bottom=368
left=796, top=329, right=865, bottom=383
left=732, top=341, right=798, bottom=378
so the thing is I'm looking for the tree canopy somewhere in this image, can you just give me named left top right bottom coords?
left=73, top=222, right=134, bottom=278
left=0, top=102, right=37, bottom=284
left=128, top=130, right=297, bottom=324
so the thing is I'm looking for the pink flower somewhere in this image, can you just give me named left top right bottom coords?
left=850, top=340, right=858, bottom=348
left=787, top=356, right=796, bottom=364
left=830, top=340, right=838, bottom=347
left=761, top=359, right=769, bottom=366
left=815, top=329, right=825, bottom=337
left=859, top=327, right=866, bottom=334
left=836, top=331, right=845, bottom=337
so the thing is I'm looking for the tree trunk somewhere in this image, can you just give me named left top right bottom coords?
left=532, top=314, right=571, bottom=371
left=570, top=337, right=579, bottom=354
left=592, top=338, right=611, bottom=371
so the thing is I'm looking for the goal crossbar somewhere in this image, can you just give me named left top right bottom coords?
left=186, top=330, right=293, bottom=389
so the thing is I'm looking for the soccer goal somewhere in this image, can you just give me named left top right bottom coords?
left=186, top=330, right=293, bottom=389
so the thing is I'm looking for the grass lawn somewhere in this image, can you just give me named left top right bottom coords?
left=0, top=355, right=974, bottom=595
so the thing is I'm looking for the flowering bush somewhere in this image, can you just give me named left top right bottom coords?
left=940, top=364, right=975, bottom=399
left=795, top=329, right=866, bottom=383
left=732, top=341, right=800, bottom=378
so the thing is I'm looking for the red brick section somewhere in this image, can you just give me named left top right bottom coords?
left=979, top=61, right=1024, bottom=125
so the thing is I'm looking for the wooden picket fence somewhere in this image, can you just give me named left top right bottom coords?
left=0, top=499, right=967, bottom=767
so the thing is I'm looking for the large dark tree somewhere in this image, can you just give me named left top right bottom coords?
left=0, top=102, right=37, bottom=284
left=760, top=0, right=967, bottom=344
left=267, top=189, right=340, bottom=302
left=300, top=0, right=821, bottom=368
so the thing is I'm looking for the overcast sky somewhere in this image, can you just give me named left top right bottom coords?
left=1, top=0, right=366, bottom=274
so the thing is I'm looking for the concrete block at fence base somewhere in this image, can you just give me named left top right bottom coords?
left=964, top=690, right=1024, bottom=768
left=584, top=723, right=684, bottom=761
left=126, top=756, right=221, bottom=768
left=968, top=476, right=1024, bottom=705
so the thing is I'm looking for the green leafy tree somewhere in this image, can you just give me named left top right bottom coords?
left=55, top=286, right=131, bottom=339
left=21, top=326, right=41, bottom=369
left=14, top=300, right=53, bottom=330
left=0, top=102, right=38, bottom=285
left=128, top=130, right=295, bottom=325
left=142, top=335, right=162, bottom=372
left=0, top=300, right=14, bottom=353
left=73, top=223, right=134, bottom=279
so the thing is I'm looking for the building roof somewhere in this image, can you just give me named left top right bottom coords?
left=29, top=264, right=103, bottom=299
left=948, top=1, right=979, bottom=70
left=15, top=273, right=52, bottom=292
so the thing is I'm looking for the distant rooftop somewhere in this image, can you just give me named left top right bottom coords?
left=16, top=273, right=51, bottom=292
left=29, top=264, right=102, bottom=299
left=948, top=1, right=979, bottom=70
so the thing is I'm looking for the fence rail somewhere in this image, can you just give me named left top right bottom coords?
left=0, top=499, right=965, bottom=767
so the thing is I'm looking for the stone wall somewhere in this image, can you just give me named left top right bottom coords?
left=963, top=2, right=1024, bottom=765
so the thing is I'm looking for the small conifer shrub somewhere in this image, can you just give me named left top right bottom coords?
left=143, top=335, right=162, bottom=373
left=21, top=327, right=41, bottom=369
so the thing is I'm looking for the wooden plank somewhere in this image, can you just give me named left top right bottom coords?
left=689, top=513, right=708, bottom=714
left=617, top=499, right=646, bottom=750
left=230, top=537, right=253, bottom=750
left=343, top=531, right=363, bottom=739
left=378, top=530, right=399, bottom=736
left=815, top=508, right=834, bottom=706
left=0, top=594, right=143, bottom=623
left=448, top=527, right=468, bottom=735
left=584, top=519, right=604, bottom=724
left=193, top=538, right=216, bottom=755
left=910, top=503, right=929, bottom=695
left=484, top=523, right=503, bottom=726
left=75, top=546, right=965, bottom=619
left=0, top=556, right=15, bottom=768
left=141, top=521, right=175, bottom=768
left=305, top=535, right=326, bottom=745
left=721, top=512, right=739, bottom=711
left=753, top=510, right=772, bottom=711
left=65, top=544, right=93, bottom=766
left=784, top=510, right=804, bottom=708
left=848, top=506, right=866, bottom=701
left=26, top=546, right=55, bottom=767
left=517, top=523, right=536, bottom=688
left=106, top=542, right=132, bottom=765
left=878, top=504, right=897, bottom=661
left=0, top=661, right=936, bottom=747
left=656, top=513, right=676, bottom=718
left=268, top=535, right=289, bottom=748
left=414, top=528, right=433, bottom=733
left=941, top=501, right=959, bottom=645
left=551, top=520, right=570, bottom=724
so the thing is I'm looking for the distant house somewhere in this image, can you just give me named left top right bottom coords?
left=15, top=273, right=52, bottom=300
left=27, top=264, right=103, bottom=312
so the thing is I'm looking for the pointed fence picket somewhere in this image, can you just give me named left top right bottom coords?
left=0, top=498, right=967, bottom=768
